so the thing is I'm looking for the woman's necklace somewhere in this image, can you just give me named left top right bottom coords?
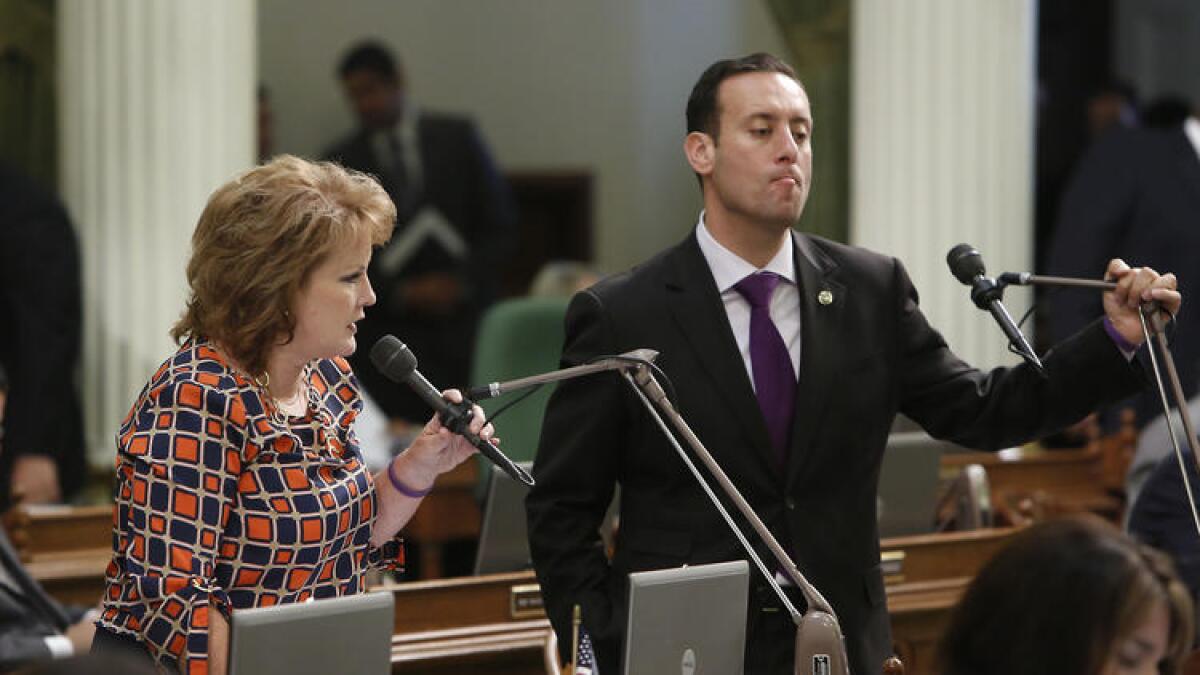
left=256, top=367, right=312, bottom=420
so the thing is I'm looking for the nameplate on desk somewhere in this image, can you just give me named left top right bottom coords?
left=880, top=550, right=906, bottom=584
left=509, top=583, right=545, bottom=619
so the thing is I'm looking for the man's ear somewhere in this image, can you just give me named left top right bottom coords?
left=684, top=131, right=715, bottom=176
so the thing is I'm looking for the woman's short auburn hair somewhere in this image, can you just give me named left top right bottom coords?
left=936, top=514, right=1195, bottom=675
left=171, top=155, right=395, bottom=376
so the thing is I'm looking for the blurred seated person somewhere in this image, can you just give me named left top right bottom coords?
left=0, top=364, right=98, bottom=670
left=0, top=162, right=86, bottom=505
left=1128, top=448, right=1200, bottom=642
left=1126, top=395, right=1200, bottom=521
left=936, top=515, right=1193, bottom=675
left=528, top=260, right=601, bottom=298
left=323, top=40, right=516, bottom=426
left=90, top=156, right=493, bottom=673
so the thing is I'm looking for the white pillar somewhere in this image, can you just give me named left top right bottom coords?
left=58, top=0, right=255, bottom=466
left=851, top=0, right=1036, bottom=367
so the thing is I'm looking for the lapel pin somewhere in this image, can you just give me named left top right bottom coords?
left=818, top=289, right=834, bottom=306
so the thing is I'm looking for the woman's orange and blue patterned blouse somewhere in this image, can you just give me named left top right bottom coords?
left=97, top=341, right=402, bottom=673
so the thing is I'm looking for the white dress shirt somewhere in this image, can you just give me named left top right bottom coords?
left=694, top=213, right=801, bottom=387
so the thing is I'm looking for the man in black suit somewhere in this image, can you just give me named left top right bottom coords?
left=0, top=365, right=96, bottom=669
left=0, top=163, right=86, bottom=506
left=1046, top=112, right=1200, bottom=426
left=525, top=53, right=1181, bottom=674
left=324, top=41, right=516, bottom=423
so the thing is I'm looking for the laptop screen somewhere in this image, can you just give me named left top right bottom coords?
left=623, top=560, right=749, bottom=675
left=228, top=591, right=395, bottom=674
left=474, top=461, right=535, bottom=575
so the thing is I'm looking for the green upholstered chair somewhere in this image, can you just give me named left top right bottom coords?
left=470, top=296, right=570, bottom=497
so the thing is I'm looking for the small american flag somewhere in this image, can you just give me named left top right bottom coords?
left=575, top=627, right=599, bottom=675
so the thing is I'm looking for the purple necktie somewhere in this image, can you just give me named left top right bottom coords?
left=734, top=272, right=797, bottom=466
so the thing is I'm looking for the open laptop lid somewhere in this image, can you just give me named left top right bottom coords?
left=877, top=432, right=949, bottom=538
left=474, top=461, right=535, bottom=575
left=228, top=590, right=395, bottom=675
left=623, top=560, right=749, bottom=675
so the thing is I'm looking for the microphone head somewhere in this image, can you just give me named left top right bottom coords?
left=947, top=244, right=986, bottom=285
left=370, top=335, right=418, bottom=383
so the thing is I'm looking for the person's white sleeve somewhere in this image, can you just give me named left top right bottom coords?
left=43, top=634, right=73, bottom=659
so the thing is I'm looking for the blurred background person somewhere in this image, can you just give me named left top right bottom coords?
left=0, top=363, right=98, bottom=670
left=936, top=515, right=1194, bottom=675
left=1127, top=440, right=1200, bottom=642
left=323, top=40, right=516, bottom=428
left=527, top=260, right=602, bottom=298
left=0, top=161, right=85, bottom=506
left=1044, top=95, right=1200, bottom=428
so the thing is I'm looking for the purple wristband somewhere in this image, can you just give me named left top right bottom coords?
left=387, top=461, right=433, bottom=498
left=1103, top=316, right=1140, bottom=354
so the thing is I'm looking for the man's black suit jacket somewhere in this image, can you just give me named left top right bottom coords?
left=527, top=231, right=1143, bottom=674
left=323, top=112, right=515, bottom=421
left=1046, top=125, right=1200, bottom=425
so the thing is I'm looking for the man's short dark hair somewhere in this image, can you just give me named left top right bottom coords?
left=337, top=40, right=400, bottom=82
left=0, top=362, right=7, bottom=394
left=686, top=52, right=800, bottom=140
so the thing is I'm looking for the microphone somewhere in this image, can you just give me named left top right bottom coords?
left=369, top=335, right=534, bottom=486
left=946, top=244, right=1045, bottom=376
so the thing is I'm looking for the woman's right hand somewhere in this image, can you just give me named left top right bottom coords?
left=392, top=389, right=495, bottom=491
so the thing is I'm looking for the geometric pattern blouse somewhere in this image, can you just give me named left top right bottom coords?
left=96, top=340, right=403, bottom=673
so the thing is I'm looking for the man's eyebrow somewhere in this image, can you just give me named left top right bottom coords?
left=745, top=111, right=812, bottom=126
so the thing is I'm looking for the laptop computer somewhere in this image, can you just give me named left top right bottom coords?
left=473, top=461, right=535, bottom=575
left=623, top=560, right=750, bottom=675
left=876, top=432, right=950, bottom=537
left=227, top=590, right=395, bottom=674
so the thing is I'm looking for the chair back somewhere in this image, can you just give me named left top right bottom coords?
left=470, top=296, right=570, bottom=495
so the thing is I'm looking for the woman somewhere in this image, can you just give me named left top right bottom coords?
left=936, top=515, right=1194, bottom=675
left=91, top=156, right=491, bottom=673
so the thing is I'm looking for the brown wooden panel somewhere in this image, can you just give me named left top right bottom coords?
left=502, top=171, right=593, bottom=298
left=880, top=527, right=1018, bottom=585
left=887, top=577, right=967, bottom=675
left=6, top=504, right=111, bottom=559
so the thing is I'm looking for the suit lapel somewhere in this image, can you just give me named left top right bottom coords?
left=787, top=234, right=846, bottom=488
left=664, top=236, right=779, bottom=481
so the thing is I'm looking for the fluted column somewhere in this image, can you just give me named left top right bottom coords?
left=851, top=0, right=1036, bottom=367
left=58, top=0, right=255, bottom=464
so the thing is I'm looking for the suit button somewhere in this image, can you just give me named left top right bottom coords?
left=785, top=497, right=796, bottom=511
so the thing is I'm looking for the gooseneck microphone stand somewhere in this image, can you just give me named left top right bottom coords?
left=469, top=350, right=851, bottom=675
left=998, top=271, right=1200, bottom=538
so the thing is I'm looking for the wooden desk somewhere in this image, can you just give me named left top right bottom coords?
left=3, top=504, right=112, bottom=606
left=879, top=527, right=1018, bottom=585
left=380, top=523, right=1019, bottom=675
left=402, top=460, right=483, bottom=579
left=942, top=447, right=1122, bottom=522
left=887, top=577, right=968, bottom=674
left=383, top=571, right=556, bottom=675
left=7, top=503, right=110, bottom=558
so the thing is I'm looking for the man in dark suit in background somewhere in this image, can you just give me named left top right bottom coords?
left=1046, top=107, right=1200, bottom=427
left=0, top=163, right=86, bottom=506
left=525, top=53, right=1180, bottom=674
left=0, top=364, right=96, bottom=669
left=324, top=41, right=516, bottom=424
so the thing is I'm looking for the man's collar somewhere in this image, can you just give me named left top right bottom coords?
left=695, top=211, right=796, bottom=293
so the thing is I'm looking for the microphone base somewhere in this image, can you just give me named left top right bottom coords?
left=793, top=611, right=850, bottom=675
